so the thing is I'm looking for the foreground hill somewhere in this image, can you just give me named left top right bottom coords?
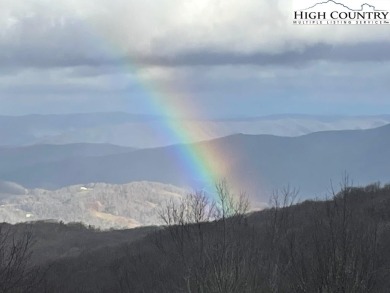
left=2, top=183, right=390, bottom=292
left=0, top=221, right=156, bottom=266
left=2, top=124, right=389, bottom=197
left=1, top=113, right=390, bottom=148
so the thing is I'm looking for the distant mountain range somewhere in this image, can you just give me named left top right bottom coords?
left=1, top=113, right=390, bottom=148
left=0, top=143, right=134, bottom=175
left=1, top=124, right=389, bottom=198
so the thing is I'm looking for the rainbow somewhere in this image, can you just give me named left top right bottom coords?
left=66, top=12, right=241, bottom=201
left=125, top=68, right=236, bottom=200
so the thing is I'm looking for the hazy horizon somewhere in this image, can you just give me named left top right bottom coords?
left=1, top=111, right=390, bottom=120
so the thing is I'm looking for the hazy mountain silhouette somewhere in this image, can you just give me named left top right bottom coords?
left=1, top=124, right=389, bottom=198
left=1, top=113, right=390, bottom=148
left=0, top=143, right=134, bottom=175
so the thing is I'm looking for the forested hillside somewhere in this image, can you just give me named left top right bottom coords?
left=0, top=182, right=186, bottom=229
left=1, top=181, right=390, bottom=292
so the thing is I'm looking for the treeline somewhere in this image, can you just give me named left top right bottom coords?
left=111, top=181, right=390, bottom=293
left=1, top=181, right=390, bottom=292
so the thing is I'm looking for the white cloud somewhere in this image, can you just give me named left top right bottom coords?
left=0, top=0, right=389, bottom=69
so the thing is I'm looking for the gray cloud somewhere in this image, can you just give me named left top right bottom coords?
left=1, top=0, right=390, bottom=70
left=135, top=42, right=390, bottom=67
left=2, top=42, right=389, bottom=72
left=0, top=59, right=389, bottom=117
left=0, top=0, right=389, bottom=117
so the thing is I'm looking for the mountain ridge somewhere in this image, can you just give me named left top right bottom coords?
left=1, top=124, right=389, bottom=197
left=1, top=113, right=390, bottom=148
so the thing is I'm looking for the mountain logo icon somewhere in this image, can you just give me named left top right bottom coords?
left=293, top=0, right=389, bottom=25
left=299, top=0, right=385, bottom=11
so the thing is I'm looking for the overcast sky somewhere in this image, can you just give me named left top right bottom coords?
left=0, top=0, right=389, bottom=118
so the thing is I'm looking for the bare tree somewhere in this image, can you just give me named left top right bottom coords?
left=152, top=181, right=254, bottom=293
left=0, top=225, right=39, bottom=293
left=214, top=179, right=249, bottom=222
left=263, top=185, right=299, bottom=292
left=282, top=176, right=382, bottom=293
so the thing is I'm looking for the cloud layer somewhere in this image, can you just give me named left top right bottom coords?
left=0, top=0, right=389, bottom=116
